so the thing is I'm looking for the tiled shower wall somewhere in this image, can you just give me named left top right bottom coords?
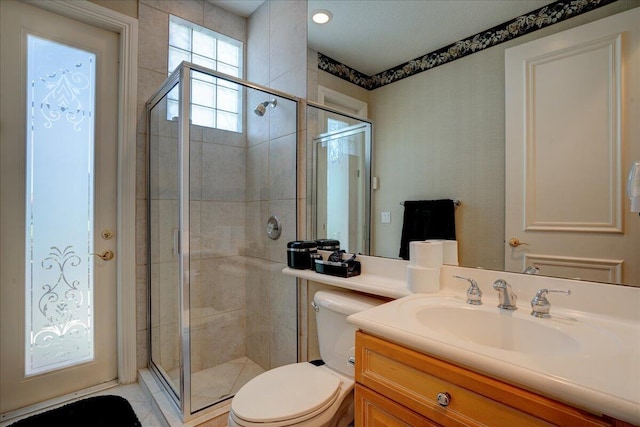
left=188, top=123, right=249, bottom=373
left=244, top=0, right=307, bottom=370
left=135, top=0, right=307, bottom=374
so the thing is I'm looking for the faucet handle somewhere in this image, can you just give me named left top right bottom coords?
left=454, top=275, right=482, bottom=305
left=531, top=289, right=571, bottom=318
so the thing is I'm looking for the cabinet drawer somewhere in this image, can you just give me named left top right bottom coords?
left=356, top=332, right=611, bottom=427
left=356, top=383, right=438, bottom=427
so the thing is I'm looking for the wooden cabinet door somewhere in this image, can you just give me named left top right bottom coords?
left=356, top=384, right=438, bottom=427
left=356, top=332, right=613, bottom=427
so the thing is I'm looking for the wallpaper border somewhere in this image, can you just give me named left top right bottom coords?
left=317, top=0, right=619, bottom=90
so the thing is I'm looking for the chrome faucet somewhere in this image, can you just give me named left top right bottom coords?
left=492, top=279, right=517, bottom=310
left=523, top=265, right=540, bottom=275
left=454, top=275, right=482, bottom=305
left=530, top=289, right=571, bottom=318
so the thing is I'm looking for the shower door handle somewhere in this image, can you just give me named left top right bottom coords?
left=173, top=228, right=180, bottom=256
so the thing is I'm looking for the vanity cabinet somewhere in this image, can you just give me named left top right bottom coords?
left=355, top=332, right=633, bottom=427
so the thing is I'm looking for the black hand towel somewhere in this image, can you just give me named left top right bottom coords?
left=399, top=199, right=456, bottom=260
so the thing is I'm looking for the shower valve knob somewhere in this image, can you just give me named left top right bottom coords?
left=266, top=216, right=282, bottom=240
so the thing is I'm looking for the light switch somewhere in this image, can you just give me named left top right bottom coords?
left=381, top=211, right=391, bottom=223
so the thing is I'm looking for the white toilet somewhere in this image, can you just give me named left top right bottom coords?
left=228, top=290, right=385, bottom=427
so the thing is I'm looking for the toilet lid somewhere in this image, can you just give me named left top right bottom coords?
left=231, top=363, right=341, bottom=424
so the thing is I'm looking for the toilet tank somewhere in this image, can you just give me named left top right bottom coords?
left=313, top=290, right=386, bottom=377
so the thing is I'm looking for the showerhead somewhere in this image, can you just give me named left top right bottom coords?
left=254, top=98, right=277, bottom=116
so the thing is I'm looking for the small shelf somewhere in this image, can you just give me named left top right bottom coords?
left=282, top=267, right=410, bottom=299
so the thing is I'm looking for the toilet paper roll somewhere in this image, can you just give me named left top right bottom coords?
left=409, top=241, right=444, bottom=268
left=425, top=239, right=459, bottom=266
left=407, top=265, right=441, bottom=293
left=442, top=240, right=459, bottom=266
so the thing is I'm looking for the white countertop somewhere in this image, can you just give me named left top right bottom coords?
left=283, top=255, right=640, bottom=424
left=282, top=267, right=411, bottom=299
left=282, top=251, right=412, bottom=299
left=348, top=292, right=640, bottom=424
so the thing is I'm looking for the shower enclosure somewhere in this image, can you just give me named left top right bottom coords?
left=308, top=103, right=372, bottom=255
left=146, top=62, right=299, bottom=419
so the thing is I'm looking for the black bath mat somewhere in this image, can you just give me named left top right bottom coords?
left=9, top=395, right=141, bottom=427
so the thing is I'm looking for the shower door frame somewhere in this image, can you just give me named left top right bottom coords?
left=146, top=61, right=300, bottom=421
left=308, top=102, right=373, bottom=255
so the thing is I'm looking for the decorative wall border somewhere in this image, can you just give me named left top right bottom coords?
left=318, top=0, right=619, bottom=90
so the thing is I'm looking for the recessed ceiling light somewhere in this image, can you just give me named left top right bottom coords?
left=312, top=9, right=332, bottom=24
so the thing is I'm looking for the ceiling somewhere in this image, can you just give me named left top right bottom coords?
left=209, top=0, right=556, bottom=76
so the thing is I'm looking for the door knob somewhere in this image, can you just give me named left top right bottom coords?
left=508, top=238, right=529, bottom=248
left=92, top=250, right=114, bottom=261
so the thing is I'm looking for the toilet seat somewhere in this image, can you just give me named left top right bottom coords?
left=230, top=363, right=342, bottom=425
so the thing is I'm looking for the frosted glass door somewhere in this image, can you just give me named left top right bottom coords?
left=0, top=0, right=119, bottom=413
left=24, top=35, right=97, bottom=376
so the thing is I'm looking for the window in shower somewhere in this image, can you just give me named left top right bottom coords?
left=168, top=15, right=243, bottom=132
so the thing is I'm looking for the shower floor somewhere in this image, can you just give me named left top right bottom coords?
left=168, top=356, right=265, bottom=410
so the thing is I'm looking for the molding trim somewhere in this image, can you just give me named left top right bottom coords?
left=25, top=0, right=139, bottom=384
left=523, top=34, right=622, bottom=234
left=524, top=254, right=623, bottom=283
left=318, top=0, right=618, bottom=90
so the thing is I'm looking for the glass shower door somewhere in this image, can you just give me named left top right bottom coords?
left=148, top=81, right=181, bottom=400
left=147, top=63, right=299, bottom=419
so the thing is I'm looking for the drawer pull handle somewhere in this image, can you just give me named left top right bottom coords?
left=436, top=392, right=451, bottom=407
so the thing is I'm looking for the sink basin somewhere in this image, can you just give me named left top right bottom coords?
left=347, top=294, right=623, bottom=358
left=415, top=306, right=579, bottom=353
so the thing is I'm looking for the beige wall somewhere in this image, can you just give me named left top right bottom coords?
left=89, top=0, right=138, bottom=18
left=319, top=69, right=370, bottom=105
left=312, top=1, right=638, bottom=271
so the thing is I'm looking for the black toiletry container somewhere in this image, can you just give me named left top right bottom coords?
left=287, top=240, right=318, bottom=269
left=315, top=239, right=340, bottom=251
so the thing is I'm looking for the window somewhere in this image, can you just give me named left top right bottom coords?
left=168, top=15, right=243, bottom=132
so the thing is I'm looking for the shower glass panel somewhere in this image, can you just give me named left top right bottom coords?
left=148, top=79, right=181, bottom=399
left=308, top=104, right=372, bottom=255
left=147, top=63, right=299, bottom=419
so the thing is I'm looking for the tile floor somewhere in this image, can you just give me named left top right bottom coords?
left=1, top=357, right=265, bottom=427
left=0, top=381, right=166, bottom=427
left=86, top=381, right=167, bottom=426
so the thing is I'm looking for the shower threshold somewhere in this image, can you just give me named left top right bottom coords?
left=169, top=356, right=265, bottom=412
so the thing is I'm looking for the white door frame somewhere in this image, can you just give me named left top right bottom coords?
left=23, top=0, right=139, bottom=384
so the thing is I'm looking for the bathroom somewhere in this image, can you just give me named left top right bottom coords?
left=0, top=0, right=638, bottom=426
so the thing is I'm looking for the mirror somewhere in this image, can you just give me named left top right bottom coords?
left=307, top=1, right=639, bottom=286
